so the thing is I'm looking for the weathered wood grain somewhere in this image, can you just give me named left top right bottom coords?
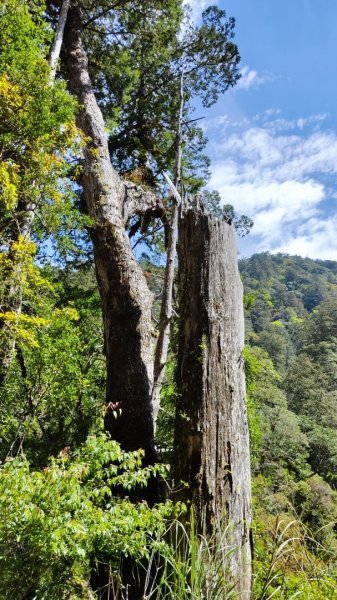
left=175, top=204, right=252, bottom=598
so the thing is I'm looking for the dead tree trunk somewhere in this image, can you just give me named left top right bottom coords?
left=64, top=7, right=158, bottom=464
left=174, top=202, right=252, bottom=599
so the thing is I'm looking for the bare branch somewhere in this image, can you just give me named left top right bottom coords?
left=48, top=0, right=70, bottom=83
left=152, top=71, right=184, bottom=428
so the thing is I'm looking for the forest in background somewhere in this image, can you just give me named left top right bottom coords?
left=242, top=253, right=337, bottom=598
left=1, top=0, right=337, bottom=598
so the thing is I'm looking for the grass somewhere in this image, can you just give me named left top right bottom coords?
left=141, top=511, right=239, bottom=600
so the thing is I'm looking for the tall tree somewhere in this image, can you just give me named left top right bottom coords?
left=140, top=7, right=241, bottom=421
left=152, top=71, right=184, bottom=426
left=0, top=2, right=253, bottom=597
left=62, top=1, right=242, bottom=457
left=63, top=4, right=163, bottom=466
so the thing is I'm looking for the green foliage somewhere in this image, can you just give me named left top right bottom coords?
left=202, top=190, right=254, bottom=236
left=242, top=346, right=263, bottom=471
left=91, top=2, right=241, bottom=193
left=252, top=511, right=337, bottom=600
left=155, top=360, right=177, bottom=460
left=242, top=253, right=337, bottom=595
left=0, top=433, right=176, bottom=599
left=0, top=0, right=80, bottom=243
left=246, top=346, right=309, bottom=484
left=3, top=0, right=337, bottom=595
left=0, top=0, right=87, bottom=386
left=0, top=264, right=104, bottom=465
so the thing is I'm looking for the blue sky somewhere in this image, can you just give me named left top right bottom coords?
left=190, top=0, right=337, bottom=259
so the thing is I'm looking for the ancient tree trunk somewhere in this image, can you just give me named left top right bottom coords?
left=174, top=203, right=252, bottom=599
left=64, top=8, right=157, bottom=463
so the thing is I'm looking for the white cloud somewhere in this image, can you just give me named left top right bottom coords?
left=208, top=111, right=337, bottom=259
left=264, top=108, right=282, bottom=118
left=236, top=66, right=269, bottom=90
left=264, top=113, right=328, bottom=133
left=203, top=115, right=251, bottom=132
left=203, top=114, right=229, bottom=130
left=273, top=216, right=337, bottom=260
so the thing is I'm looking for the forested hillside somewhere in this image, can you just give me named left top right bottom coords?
left=242, top=253, right=337, bottom=597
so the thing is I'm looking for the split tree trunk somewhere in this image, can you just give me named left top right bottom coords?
left=174, top=202, right=252, bottom=599
left=64, top=7, right=157, bottom=464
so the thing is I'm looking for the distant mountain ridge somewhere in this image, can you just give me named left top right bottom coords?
left=240, top=252, right=337, bottom=319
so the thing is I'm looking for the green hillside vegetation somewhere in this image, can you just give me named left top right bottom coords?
left=242, top=253, right=337, bottom=597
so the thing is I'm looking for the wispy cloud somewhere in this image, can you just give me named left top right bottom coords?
left=208, top=112, right=337, bottom=259
left=236, top=66, right=270, bottom=90
left=263, top=112, right=328, bottom=133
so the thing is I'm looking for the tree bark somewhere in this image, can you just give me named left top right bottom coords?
left=64, top=7, right=157, bottom=463
left=174, top=202, right=252, bottom=599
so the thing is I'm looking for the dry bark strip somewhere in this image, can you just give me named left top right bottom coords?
left=174, top=202, right=252, bottom=599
